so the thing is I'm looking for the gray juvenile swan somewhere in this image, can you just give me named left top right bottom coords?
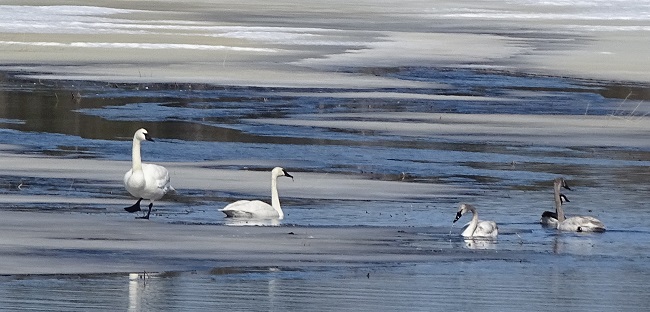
left=554, top=177, right=606, bottom=232
left=220, top=167, right=293, bottom=219
left=540, top=177, right=572, bottom=227
left=123, top=128, right=174, bottom=219
left=453, top=203, right=498, bottom=238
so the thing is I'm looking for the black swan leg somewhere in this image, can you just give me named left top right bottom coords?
left=136, top=202, right=154, bottom=220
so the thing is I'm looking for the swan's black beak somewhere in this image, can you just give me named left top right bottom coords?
left=283, top=169, right=294, bottom=180
left=144, top=133, right=155, bottom=142
left=562, top=180, right=571, bottom=190
left=453, top=211, right=462, bottom=223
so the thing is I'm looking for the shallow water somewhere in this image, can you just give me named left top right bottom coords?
left=2, top=258, right=649, bottom=312
left=1, top=67, right=650, bottom=311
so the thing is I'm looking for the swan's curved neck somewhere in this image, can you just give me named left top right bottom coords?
left=132, top=137, right=142, bottom=171
left=554, top=181, right=565, bottom=222
left=462, top=206, right=479, bottom=237
left=270, top=174, right=284, bottom=219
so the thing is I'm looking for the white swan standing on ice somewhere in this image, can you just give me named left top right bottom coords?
left=220, top=167, right=293, bottom=219
left=123, top=128, right=174, bottom=219
left=553, top=178, right=605, bottom=232
left=453, top=203, right=498, bottom=238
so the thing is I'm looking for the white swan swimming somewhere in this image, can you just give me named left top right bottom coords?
left=540, top=177, right=572, bottom=227
left=553, top=177, right=606, bottom=232
left=123, top=128, right=174, bottom=219
left=453, top=203, right=498, bottom=238
left=220, top=167, right=293, bottom=219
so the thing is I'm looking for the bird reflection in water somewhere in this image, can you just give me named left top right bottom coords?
left=224, top=218, right=281, bottom=226
left=463, top=238, right=497, bottom=250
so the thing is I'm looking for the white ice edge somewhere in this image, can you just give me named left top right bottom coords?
left=0, top=152, right=463, bottom=203
left=243, top=112, right=650, bottom=147
left=0, top=41, right=279, bottom=53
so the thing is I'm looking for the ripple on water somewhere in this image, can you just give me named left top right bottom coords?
left=2, top=260, right=650, bottom=312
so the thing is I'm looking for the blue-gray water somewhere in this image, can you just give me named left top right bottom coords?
left=3, top=259, right=649, bottom=312
left=0, top=68, right=649, bottom=311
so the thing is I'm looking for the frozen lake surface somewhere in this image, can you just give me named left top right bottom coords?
left=0, top=66, right=649, bottom=311
left=1, top=0, right=650, bottom=311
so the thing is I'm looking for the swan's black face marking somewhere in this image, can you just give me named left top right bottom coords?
left=282, top=169, right=294, bottom=180
left=144, top=132, right=154, bottom=142
left=559, top=194, right=570, bottom=203
left=453, top=211, right=462, bottom=223
left=561, top=179, right=571, bottom=190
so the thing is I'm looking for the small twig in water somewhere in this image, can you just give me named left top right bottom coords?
left=611, top=91, right=633, bottom=117
left=627, top=100, right=645, bottom=120
left=222, top=50, right=229, bottom=67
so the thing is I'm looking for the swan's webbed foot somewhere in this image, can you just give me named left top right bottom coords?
left=125, top=198, right=143, bottom=213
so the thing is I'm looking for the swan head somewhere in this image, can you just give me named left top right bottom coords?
left=453, top=203, right=472, bottom=223
left=272, top=167, right=294, bottom=180
left=554, top=177, right=571, bottom=190
left=134, top=128, right=154, bottom=142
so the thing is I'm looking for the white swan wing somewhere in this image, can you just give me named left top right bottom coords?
left=475, top=220, right=499, bottom=238
left=221, top=200, right=278, bottom=219
left=142, top=163, right=174, bottom=193
left=220, top=200, right=256, bottom=218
